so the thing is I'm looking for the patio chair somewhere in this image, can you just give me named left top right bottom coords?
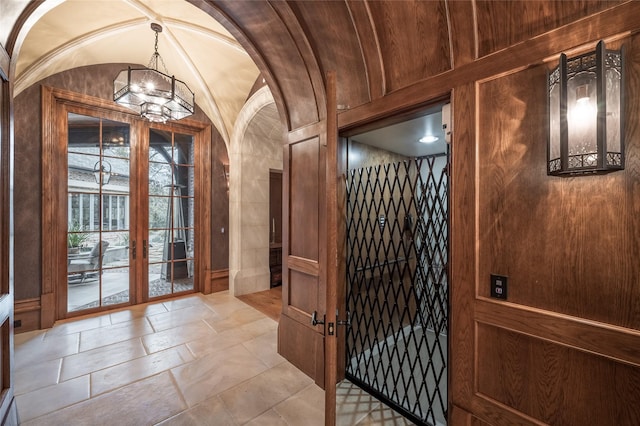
left=68, top=241, right=109, bottom=284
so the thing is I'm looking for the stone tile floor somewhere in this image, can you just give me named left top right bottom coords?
left=15, top=291, right=413, bottom=425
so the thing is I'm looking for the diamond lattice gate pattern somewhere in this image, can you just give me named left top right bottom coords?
left=345, top=155, right=449, bottom=426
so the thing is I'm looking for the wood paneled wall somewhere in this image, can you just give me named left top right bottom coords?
left=205, top=1, right=640, bottom=424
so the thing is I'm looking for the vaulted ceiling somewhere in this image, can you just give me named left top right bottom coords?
left=6, top=0, right=260, bottom=144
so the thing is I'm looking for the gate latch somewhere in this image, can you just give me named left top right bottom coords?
left=337, top=310, right=351, bottom=328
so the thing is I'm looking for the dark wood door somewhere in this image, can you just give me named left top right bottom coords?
left=277, top=72, right=342, bottom=425
left=0, top=44, right=18, bottom=424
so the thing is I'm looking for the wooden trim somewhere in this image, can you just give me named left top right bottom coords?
left=288, top=121, right=325, bottom=145
left=41, top=85, right=213, bottom=323
left=287, top=255, right=319, bottom=276
left=207, top=269, right=229, bottom=294
left=475, top=298, right=640, bottom=367
left=324, top=70, right=338, bottom=426
left=337, top=2, right=640, bottom=132
left=14, top=298, right=40, bottom=314
left=14, top=298, right=40, bottom=334
left=345, top=0, right=385, bottom=100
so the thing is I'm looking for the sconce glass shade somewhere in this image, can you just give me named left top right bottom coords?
left=548, top=40, right=624, bottom=176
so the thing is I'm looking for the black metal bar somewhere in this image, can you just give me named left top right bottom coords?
left=345, top=154, right=449, bottom=426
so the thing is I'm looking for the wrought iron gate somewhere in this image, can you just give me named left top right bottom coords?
left=345, top=154, right=449, bottom=426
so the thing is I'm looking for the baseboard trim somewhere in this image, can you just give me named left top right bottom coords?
left=14, top=298, right=41, bottom=334
left=206, top=269, right=229, bottom=294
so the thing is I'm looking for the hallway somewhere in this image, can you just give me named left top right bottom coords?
left=14, top=290, right=413, bottom=425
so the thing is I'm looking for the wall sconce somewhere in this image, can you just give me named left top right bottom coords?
left=93, top=160, right=111, bottom=186
left=548, top=40, right=624, bottom=176
left=223, top=164, right=230, bottom=190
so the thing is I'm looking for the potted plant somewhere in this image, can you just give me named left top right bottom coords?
left=68, top=222, right=89, bottom=253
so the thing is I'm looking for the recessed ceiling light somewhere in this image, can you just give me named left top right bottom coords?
left=419, top=135, right=439, bottom=144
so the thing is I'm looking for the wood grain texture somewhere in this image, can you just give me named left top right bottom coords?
left=449, top=83, right=476, bottom=409
left=475, top=0, right=625, bottom=57
left=289, top=138, right=320, bottom=260
left=477, top=324, right=640, bottom=425
left=278, top=313, right=324, bottom=387
left=367, top=0, right=451, bottom=92
left=477, top=46, right=640, bottom=330
left=345, top=0, right=385, bottom=101
left=339, top=2, right=640, bottom=132
left=208, top=0, right=320, bottom=130
left=291, top=2, right=370, bottom=109
left=446, top=0, right=477, bottom=67
left=238, top=286, right=281, bottom=322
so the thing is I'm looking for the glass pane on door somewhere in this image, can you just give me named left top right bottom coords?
left=148, top=129, right=195, bottom=298
left=67, top=113, right=131, bottom=312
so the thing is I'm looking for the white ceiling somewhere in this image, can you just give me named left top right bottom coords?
left=351, top=106, right=448, bottom=158
left=9, top=0, right=260, bottom=145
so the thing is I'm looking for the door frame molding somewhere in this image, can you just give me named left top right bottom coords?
left=41, top=86, right=211, bottom=325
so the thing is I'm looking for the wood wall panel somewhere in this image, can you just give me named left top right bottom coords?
left=475, top=0, right=625, bottom=57
left=289, top=137, right=319, bottom=261
left=477, top=45, right=640, bottom=330
left=367, top=0, right=451, bottom=92
left=477, top=323, right=640, bottom=425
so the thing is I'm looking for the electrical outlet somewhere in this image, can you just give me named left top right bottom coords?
left=14, top=320, right=22, bottom=328
left=490, top=274, right=508, bottom=300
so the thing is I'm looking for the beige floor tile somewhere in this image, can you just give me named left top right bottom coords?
left=220, top=361, right=313, bottom=424
left=171, top=343, right=269, bottom=407
left=274, top=384, right=325, bottom=426
left=90, top=345, right=193, bottom=396
left=244, top=409, right=289, bottom=426
left=60, top=338, right=147, bottom=381
left=79, top=316, right=154, bottom=352
left=186, top=327, right=255, bottom=358
left=162, top=294, right=208, bottom=311
left=336, top=381, right=383, bottom=426
left=142, top=320, right=217, bottom=354
left=238, top=317, right=278, bottom=339
left=14, top=329, right=45, bottom=346
left=157, top=395, right=236, bottom=426
left=15, top=358, right=62, bottom=396
left=147, top=303, right=219, bottom=332
left=109, top=302, right=168, bottom=324
left=21, top=372, right=186, bottom=426
left=15, top=332, right=79, bottom=370
left=16, top=375, right=89, bottom=423
left=44, top=314, right=112, bottom=337
left=205, top=306, right=267, bottom=333
left=242, top=329, right=285, bottom=368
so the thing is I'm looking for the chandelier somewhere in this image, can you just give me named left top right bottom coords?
left=113, top=23, right=195, bottom=123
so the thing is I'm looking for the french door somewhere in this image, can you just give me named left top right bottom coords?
left=144, top=128, right=196, bottom=299
left=52, top=95, right=210, bottom=318
left=66, top=113, right=133, bottom=312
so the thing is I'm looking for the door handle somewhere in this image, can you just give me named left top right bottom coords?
left=132, top=240, right=136, bottom=260
left=143, top=240, right=147, bottom=259
left=311, top=311, right=324, bottom=326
